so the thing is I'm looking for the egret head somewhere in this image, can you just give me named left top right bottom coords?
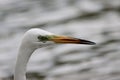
left=15, top=28, right=96, bottom=80
left=22, top=28, right=95, bottom=48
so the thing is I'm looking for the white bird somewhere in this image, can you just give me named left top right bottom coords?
left=14, top=28, right=95, bottom=80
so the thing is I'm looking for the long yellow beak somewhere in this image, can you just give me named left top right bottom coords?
left=50, top=35, right=96, bottom=45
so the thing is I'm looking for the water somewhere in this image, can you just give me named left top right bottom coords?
left=0, top=0, right=120, bottom=80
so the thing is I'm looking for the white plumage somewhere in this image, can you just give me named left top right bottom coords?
left=14, top=28, right=95, bottom=80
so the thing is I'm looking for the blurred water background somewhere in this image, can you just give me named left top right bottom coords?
left=0, top=0, right=120, bottom=80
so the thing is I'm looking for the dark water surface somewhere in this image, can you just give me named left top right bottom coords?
left=0, top=0, right=120, bottom=80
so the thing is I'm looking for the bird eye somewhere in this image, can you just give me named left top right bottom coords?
left=38, top=35, right=48, bottom=42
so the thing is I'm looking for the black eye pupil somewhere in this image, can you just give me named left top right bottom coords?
left=38, top=35, right=48, bottom=41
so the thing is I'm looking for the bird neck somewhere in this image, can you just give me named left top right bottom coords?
left=14, top=43, right=36, bottom=80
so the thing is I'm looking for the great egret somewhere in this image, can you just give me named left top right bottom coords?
left=14, top=28, right=95, bottom=80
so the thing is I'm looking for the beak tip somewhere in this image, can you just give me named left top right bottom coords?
left=79, top=39, right=96, bottom=45
left=89, top=41, right=96, bottom=45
